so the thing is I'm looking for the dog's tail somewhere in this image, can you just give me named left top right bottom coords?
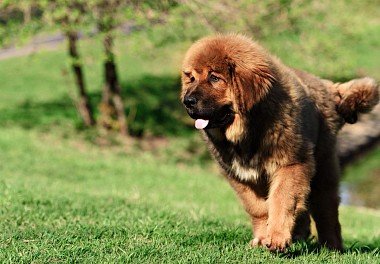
left=329, top=77, right=379, bottom=124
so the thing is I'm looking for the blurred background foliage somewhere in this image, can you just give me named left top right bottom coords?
left=1, top=1, right=379, bottom=75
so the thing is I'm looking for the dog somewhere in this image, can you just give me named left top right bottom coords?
left=180, top=34, right=379, bottom=252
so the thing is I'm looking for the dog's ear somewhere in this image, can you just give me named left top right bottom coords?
left=228, top=59, right=274, bottom=112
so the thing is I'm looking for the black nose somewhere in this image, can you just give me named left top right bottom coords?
left=184, top=96, right=197, bottom=108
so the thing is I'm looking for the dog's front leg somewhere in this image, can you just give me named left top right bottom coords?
left=264, top=164, right=311, bottom=252
left=227, top=176, right=268, bottom=247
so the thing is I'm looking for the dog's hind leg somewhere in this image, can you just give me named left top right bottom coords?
left=292, top=210, right=311, bottom=242
left=310, top=150, right=343, bottom=251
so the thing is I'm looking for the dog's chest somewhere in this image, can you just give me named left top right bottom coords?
left=230, top=156, right=261, bottom=181
left=205, top=131, right=278, bottom=182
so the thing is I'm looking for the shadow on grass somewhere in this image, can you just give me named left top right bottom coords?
left=279, top=239, right=379, bottom=259
left=180, top=228, right=380, bottom=257
left=0, top=74, right=193, bottom=136
left=120, top=74, right=192, bottom=136
left=0, top=98, right=80, bottom=130
left=177, top=220, right=252, bottom=247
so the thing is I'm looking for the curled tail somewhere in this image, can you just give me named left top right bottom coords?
left=330, top=77, right=379, bottom=124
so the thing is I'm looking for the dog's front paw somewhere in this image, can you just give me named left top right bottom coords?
left=263, top=231, right=292, bottom=252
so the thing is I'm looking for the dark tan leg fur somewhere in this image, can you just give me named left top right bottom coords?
left=310, top=150, right=343, bottom=251
left=263, top=164, right=311, bottom=251
left=227, top=177, right=268, bottom=246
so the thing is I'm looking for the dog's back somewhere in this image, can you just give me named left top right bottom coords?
left=293, top=68, right=379, bottom=133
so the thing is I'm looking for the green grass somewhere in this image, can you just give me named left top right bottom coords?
left=0, top=127, right=379, bottom=263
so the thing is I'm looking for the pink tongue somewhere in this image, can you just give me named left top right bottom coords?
left=195, top=119, right=209, bottom=129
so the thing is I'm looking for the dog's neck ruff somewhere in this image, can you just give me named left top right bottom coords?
left=225, top=113, right=246, bottom=143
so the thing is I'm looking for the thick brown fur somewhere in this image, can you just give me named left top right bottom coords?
left=180, top=34, right=379, bottom=252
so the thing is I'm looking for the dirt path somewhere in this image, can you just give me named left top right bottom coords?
left=0, top=24, right=134, bottom=60
left=0, top=33, right=66, bottom=60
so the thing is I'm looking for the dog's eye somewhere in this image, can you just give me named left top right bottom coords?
left=209, top=74, right=220, bottom=83
left=189, top=76, right=195, bottom=82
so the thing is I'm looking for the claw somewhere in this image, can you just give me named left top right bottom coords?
left=250, top=237, right=263, bottom=247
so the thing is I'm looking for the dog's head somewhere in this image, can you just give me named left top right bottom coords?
left=181, top=34, right=275, bottom=141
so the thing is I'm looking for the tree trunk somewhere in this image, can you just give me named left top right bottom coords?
left=100, top=33, right=128, bottom=136
left=23, top=4, right=32, bottom=25
left=66, top=31, right=95, bottom=127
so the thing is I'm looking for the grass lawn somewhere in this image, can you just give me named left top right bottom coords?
left=0, top=127, right=379, bottom=263
left=0, top=20, right=380, bottom=262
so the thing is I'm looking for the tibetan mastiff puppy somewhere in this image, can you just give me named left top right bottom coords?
left=180, top=34, right=379, bottom=252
